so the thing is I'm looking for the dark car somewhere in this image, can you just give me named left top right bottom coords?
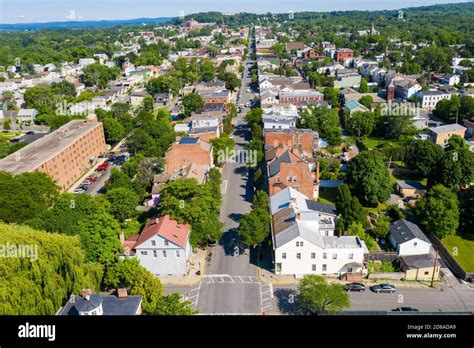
left=370, top=283, right=396, bottom=293
left=344, top=282, right=366, bottom=292
left=392, top=307, right=419, bottom=312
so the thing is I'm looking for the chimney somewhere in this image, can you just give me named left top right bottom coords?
left=315, top=161, right=320, bottom=183
left=289, top=198, right=297, bottom=208
left=117, top=288, right=128, bottom=298
left=81, top=288, right=92, bottom=300
left=295, top=212, right=301, bottom=220
left=119, top=232, right=125, bottom=244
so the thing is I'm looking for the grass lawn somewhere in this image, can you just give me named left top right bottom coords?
left=318, top=187, right=338, bottom=205
left=442, top=234, right=474, bottom=272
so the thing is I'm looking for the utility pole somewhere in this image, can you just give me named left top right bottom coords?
left=430, top=249, right=439, bottom=288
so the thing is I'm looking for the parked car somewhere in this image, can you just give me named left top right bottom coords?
left=392, top=307, right=419, bottom=312
left=87, top=176, right=97, bottom=182
left=370, top=284, right=396, bottom=293
left=344, top=283, right=366, bottom=292
left=73, top=188, right=85, bottom=194
left=81, top=180, right=92, bottom=185
left=97, top=163, right=109, bottom=171
left=78, top=185, right=89, bottom=191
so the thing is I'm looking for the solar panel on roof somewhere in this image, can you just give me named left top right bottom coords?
left=179, top=137, right=198, bottom=144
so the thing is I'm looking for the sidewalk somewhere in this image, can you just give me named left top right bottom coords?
left=158, top=248, right=208, bottom=286
left=257, top=267, right=443, bottom=289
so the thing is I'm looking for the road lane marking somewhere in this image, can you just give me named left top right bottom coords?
left=221, top=180, right=228, bottom=194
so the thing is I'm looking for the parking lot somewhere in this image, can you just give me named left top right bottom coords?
left=69, top=148, right=129, bottom=196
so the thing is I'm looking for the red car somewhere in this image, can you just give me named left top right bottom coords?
left=97, top=163, right=109, bottom=171
left=87, top=176, right=97, bottom=182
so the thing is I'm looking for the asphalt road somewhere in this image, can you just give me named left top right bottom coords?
left=270, top=282, right=474, bottom=314
left=193, top=55, right=265, bottom=314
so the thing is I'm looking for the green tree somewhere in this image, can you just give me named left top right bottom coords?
left=323, top=88, right=341, bottom=108
left=152, top=293, right=195, bottom=315
left=413, top=184, right=459, bottom=239
left=347, top=111, right=376, bottom=138
left=82, top=63, right=120, bottom=88
left=102, top=116, right=125, bottom=144
left=103, top=257, right=140, bottom=289
left=135, top=157, right=164, bottom=189
left=104, top=187, right=140, bottom=222
left=128, top=266, right=164, bottom=314
left=347, top=222, right=378, bottom=251
left=211, top=136, right=236, bottom=166
left=335, top=184, right=366, bottom=231
left=199, top=59, right=217, bottom=82
left=405, top=140, right=444, bottom=177
left=297, top=105, right=342, bottom=146
left=237, top=208, right=271, bottom=248
left=0, top=171, right=60, bottom=224
left=182, top=93, right=204, bottom=116
left=359, top=78, right=369, bottom=93
left=146, top=76, right=180, bottom=97
left=429, top=148, right=474, bottom=190
left=358, top=95, right=373, bottom=109
left=77, top=213, right=122, bottom=266
left=0, top=222, right=102, bottom=315
left=297, top=275, right=350, bottom=314
left=346, top=151, right=392, bottom=207
left=143, top=95, right=154, bottom=112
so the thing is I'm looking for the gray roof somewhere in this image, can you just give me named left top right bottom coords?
left=396, top=180, right=426, bottom=190
left=59, top=294, right=142, bottom=315
left=189, top=126, right=218, bottom=134
left=400, top=253, right=440, bottom=269
left=272, top=208, right=324, bottom=249
left=268, top=150, right=291, bottom=177
left=390, top=219, right=430, bottom=245
left=305, top=200, right=337, bottom=216
left=429, top=123, right=466, bottom=134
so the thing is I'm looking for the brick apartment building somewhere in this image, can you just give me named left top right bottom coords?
left=278, top=90, right=324, bottom=106
left=0, top=119, right=106, bottom=191
left=264, top=128, right=317, bottom=158
left=335, top=48, right=354, bottom=63
left=199, top=89, right=231, bottom=109
left=165, top=137, right=213, bottom=174
left=267, top=149, right=317, bottom=199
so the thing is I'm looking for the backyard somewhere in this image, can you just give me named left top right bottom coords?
left=442, top=234, right=474, bottom=273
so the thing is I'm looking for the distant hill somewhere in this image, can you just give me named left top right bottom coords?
left=0, top=17, right=175, bottom=31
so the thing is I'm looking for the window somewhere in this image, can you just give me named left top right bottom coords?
left=347, top=267, right=353, bottom=273
left=300, top=241, right=304, bottom=247
left=151, top=240, right=156, bottom=246
left=276, top=176, right=281, bottom=183
left=311, top=253, right=315, bottom=259
left=162, top=250, right=167, bottom=257
left=282, top=252, right=287, bottom=259
left=312, top=264, right=316, bottom=272
left=276, top=263, right=282, bottom=272
left=287, top=176, right=291, bottom=182
left=322, top=264, right=327, bottom=272
left=414, top=242, right=418, bottom=247
left=424, top=271, right=429, bottom=275
left=349, top=253, right=354, bottom=259
left=332, top=253, right=337, bottom=260
left=296, top=241, right=300, bottom=247
left=164, top=240, right=169, bottom=246
left=153, top=250, right=157, bottom=258
left=296, top=253, right=301, bottom=259
left=176, top=250, right=180, bottom=258
left=323, top=253, right=327, bottom=259
left=140, top=251, right=148, bottom=256
left=325, top=231, right=329, bottom=236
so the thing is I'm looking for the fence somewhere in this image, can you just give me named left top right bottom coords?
left=428, top=233, right=474, bottom=282
left=367, top=251, right=399, bottom=263
left=368, top=272, right=405, bottom=280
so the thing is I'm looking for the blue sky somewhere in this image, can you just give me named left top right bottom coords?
left=0, top=0, right=471, bottom=23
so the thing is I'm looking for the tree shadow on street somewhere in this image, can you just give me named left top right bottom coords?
left=274, top=288, right=302, bottom=315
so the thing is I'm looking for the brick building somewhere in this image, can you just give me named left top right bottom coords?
left=264, top=128, right=317, bottom=158
left=335, top=48, right=354, bottom=63
left=0, top=119, right=106, bottom=191
left=278, top=90, right=324, bottom=106
left=267, top=149, right=318, bottom=199
left=165, top=137, right=213, bottom=174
